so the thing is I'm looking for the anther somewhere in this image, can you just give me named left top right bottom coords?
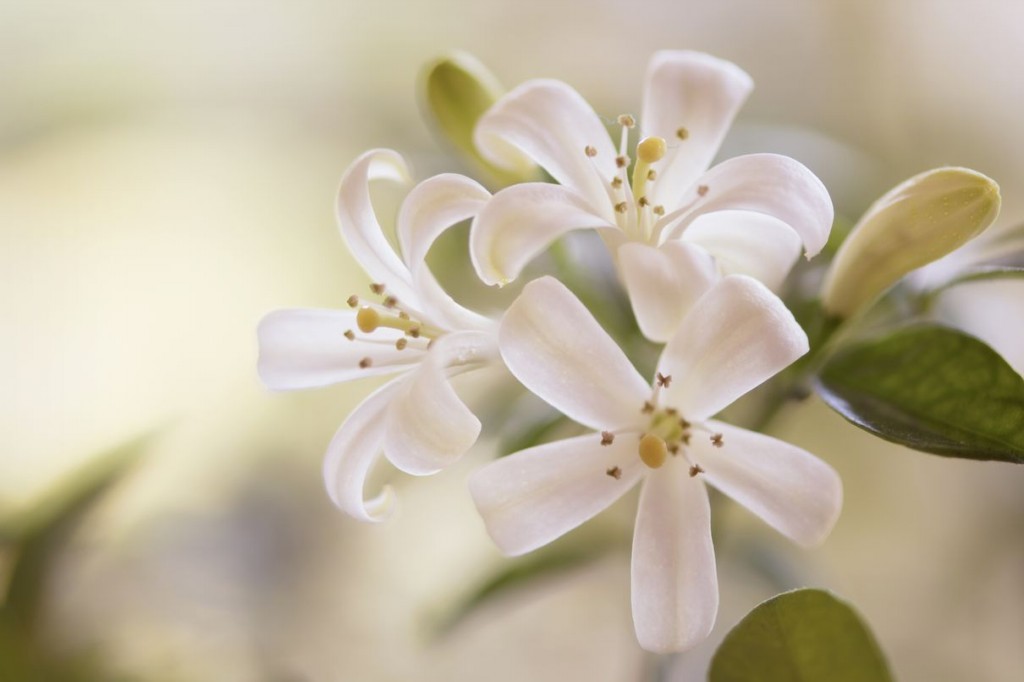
left=359, top=357, right=373, bottom=369
left=606, top=466, right=623, bottom=480
left=343, top=330, right=355, bottom=341
left=584, top=145, right=597, bottom=157
left=697, top=185, right=709, bottom=197
left=653, top=205, right=665, bottom=216
left=615, top=202, right=628, bottom=214
left=615, top=155, right=629, bottom=168
left=600, top=431, right=615, bottom=446
left=647, top=169, right=657, bottom=181
left=346, top=295, right=359, bottom=308
left=667, top=443, right=680, bottom=455
left=356, top=307, right=380, bottom=333
left=689, top=464, right=704, bottom=477
left=656, top=372, right=672, bottom=388
left=682, top=433, right=691, bottom=445
left=637, top=136, right=667, bottom=164
left=676, top=127, right=689, bottom=140
left=398, top=311, right=410, bottom=320
left=711, top=433, right=724, bottom=448
left=678, top=418, right=691, bottom=429
left=638, top=196, right=650, bottom=207
left=617, top=114, right=636, bottom=128
left=641, top=401, right=655, bottom=414
left=408, top=326, right=421, bottom=338
left=395, top=338, right=408, bottom=350
left=611, top=177, right=623, bottom=189
left=639, top=434, right=668, bottom=469
left=383, top=296, right=398, bottom=308
left=369, top=283, right=385, bottom=295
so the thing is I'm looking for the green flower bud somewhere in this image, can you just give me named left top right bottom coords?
left=419, top=52, right=534, bottom=188
left=821, top=167, right=1001, bottom=318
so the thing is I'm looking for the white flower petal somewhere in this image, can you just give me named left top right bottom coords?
left=335, top=149, right=417, bottom=303
left=619, top=241, right=719, bottom=343
left=632, top=457, right=717, bottom=653
left=658, top=275, right=808, bottom=420
left=469, top=432, right=645, bottom=556
left=322, top=378, right=406, bottom=522
left=682, top=210, right=802, bottom=291
left=412, top=267, right=494, bottom=332
left=383, top=330, right=495, bottom=475
left=659, top=153, right=833, bottom=258
left=470, top=183, right=615, bottom=285
left=641, top=51, right=753, bottom=213
left=257, top=309, right=422, bottom=390
left=475, top=79, right=618, bottom=211
left=396, top=172, right=491, bottom=273
left=690, top=421, right=843, bottom=547
left=500, top=276, right=651, bottom=431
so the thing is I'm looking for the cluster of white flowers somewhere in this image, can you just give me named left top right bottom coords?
left=258, top=51, right=843, bottom=653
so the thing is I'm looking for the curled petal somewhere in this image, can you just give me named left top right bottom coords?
left=690, top=421, right=843, bottom=547
left=336, top=149, right=417, bottom=303
left=383, top=331, right=495, bottom=475
left=470, top=183, right=615, bottom=285
left=257, top=309, right=422, bottom=390
left=618, top=241, right=719, bottom=343
left=412, top=268, right=494, bottom=333
left=632, top=458, right=717, bottom=653
left=681, top=210, right=802, bottom=291
left=396, top=172, right=491, bottom=273
left=659, top=153, right=833, bottom=259
left=476, top=79, right=618, bottom=211
left=641, top=51, right=754, bottom=213
left=500, top=276, right=650, bottom=431
left=323, top=378, right=407, bottom=522
left=658, top=276, right=808, bottom=420
left=469, top=432, right=645, bottom=556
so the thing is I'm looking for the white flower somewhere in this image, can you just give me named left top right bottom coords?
left=258, top=149, right=498, bottom=521
left=469, top=50, right=834, bottom=341
left=469, top=275, right=842, bottom=652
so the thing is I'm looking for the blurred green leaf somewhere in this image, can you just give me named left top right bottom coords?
left=816, top=324, right=1024, bottom=462
left=1, top=435, right=149, bottom=643
left=709, top=589, right=893, bottom=682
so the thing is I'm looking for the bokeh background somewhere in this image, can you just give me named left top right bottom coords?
left=2, top=1, right=1023, bottom=680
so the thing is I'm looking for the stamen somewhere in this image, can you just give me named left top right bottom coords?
left=676, top=127, right=689, bottom=140
left=398, top=311, right=410, bottom=320
left=606, top=466, right=623, bottom=480
left=600, top=431, right=615, bottom=446
left=343, top=330, right=355, bottom=341
left=383, top=296, right=398, bottom=308
left=653, top=205, right=665, bottom=216
left=584, top=145, right=597, bottom=157
left=656, top=372, right=672, bottom=388
left=638, top=434, right=668, bottom=469
left=359, top=357, right=373, bottom=369
left=408, top=326, right=421, bottom=338
left=638, top=196, right=649, bottom=207
left=647, top=169, right=657, bottom=181
left=369, top=283, right=385, bottom=295
left=667, top=443, right=680, bottom=455
left=710, top=433, right=724, bottom=448
left=615, top=202, right=629, bottom=214
left=395, top=338, right=408, bottom=350
left=697, top=185, right=709, bottom=197
left=615, top=155, right=629, bottom=169
left=611, top=177, right=623, bottom=189
left=689, top=464, right=704, bottom=477
left=641, top=401, right=655, bottom=414
left=346, top=295, right=359, bottom=308
left=357, top=307, right=381, bottom=333
left=617, top=114, right=636, bottom=128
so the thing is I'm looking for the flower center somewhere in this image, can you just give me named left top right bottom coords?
left=343, top=282, right=440, bottom=368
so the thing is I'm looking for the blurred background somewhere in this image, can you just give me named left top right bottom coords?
left=1, top=1, right=1022, bottom=680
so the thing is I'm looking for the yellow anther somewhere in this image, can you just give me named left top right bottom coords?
left=356, top=307, right=380, bottom=333
left=616, top=155, right=629, bottom=168
left=343, top=330, right=355, bottom=341
left=639, top=434, right=668, bottom=469
left=395, top=338, right=408, bottom=350
left=600, top=431, right=615, bottom=446
left=606, top=466, right=623, bottom=479
left=369, top=282, right=385, bottom=295
left=653, top=205, right=666, bottom=216
left=618, top=114, right=636, bottom=128
left=615, top=202, right=629, bottom=213
left=359, top=357, right=373, bottom=369
left=689, top=464, right=704, bottom=477
left=611, top=177, right=623, bottom=189
left=647, top=169, right=657, bottom=181
left=637, top=136, right=667, bottom=164
left=346, top=295, right=359, bottom=308
left=697, top=185, right=709, bottom=197
left=585, top=145, right=597, bottom=157
left=676, top=127, right=689, bottom=140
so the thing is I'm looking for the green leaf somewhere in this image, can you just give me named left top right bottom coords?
left=816, top=324, right=1024, bottom=462
left=709, top=589, right=893, bottom=682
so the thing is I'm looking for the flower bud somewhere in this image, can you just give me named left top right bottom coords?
left=420, top=52, right=534, bottom=187
left=821, top=167, right=1001, bottom=318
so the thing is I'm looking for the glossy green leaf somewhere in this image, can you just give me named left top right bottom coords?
left=816, top=324, right=1024, bottom=462
left=709, top=589, right=893, bottom=682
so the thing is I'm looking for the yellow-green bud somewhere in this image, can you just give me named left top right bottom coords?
left=821, top=167, right=1001, bottom=318
left=419, top=52, right=534, bottom=188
